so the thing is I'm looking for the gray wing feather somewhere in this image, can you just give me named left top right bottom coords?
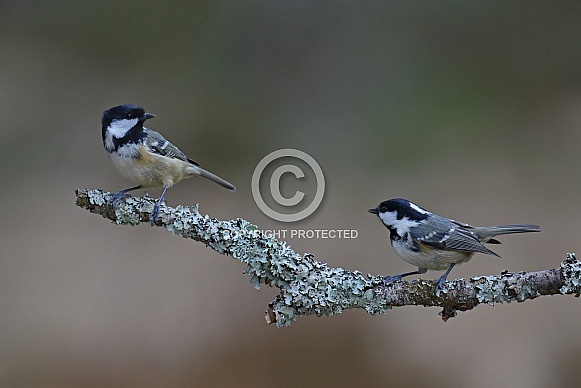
left=410, top=224, right=498, bottom=256
left=451, top=219, right=474, bottom=228
left=144, top=128, right=200, bottom=166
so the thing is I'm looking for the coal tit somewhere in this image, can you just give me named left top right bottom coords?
left=102, top=104, right=235, bottom=223
left=369, top=198, right=540, bottom=291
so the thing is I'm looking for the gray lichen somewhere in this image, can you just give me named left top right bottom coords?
left=164, top=202, right=382, bottom=326
left=560, top=253, right=581, bottom=296
left=473, top=275, right=510, bottom=305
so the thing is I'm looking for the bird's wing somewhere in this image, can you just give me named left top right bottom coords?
left=451, top=219, right=473, bottom=228
left=143, top=128, right=200, bottom=166
left=410, top=226, right=498, bottom=256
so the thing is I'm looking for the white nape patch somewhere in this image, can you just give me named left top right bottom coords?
left=379, top=210, right=420, bottom=235
left=409, top=202, right=430, bottom=215
left=104, top=118, right=139, bottom=151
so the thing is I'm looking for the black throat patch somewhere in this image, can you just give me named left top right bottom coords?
left=103, top=122, right=146, bottom=152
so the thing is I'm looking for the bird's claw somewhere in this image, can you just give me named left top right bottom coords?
left=434, top=276, right=448, bottom=296
left=107, top=191, right=130, bottom=209
left=383, top=274, right=404, bottom=285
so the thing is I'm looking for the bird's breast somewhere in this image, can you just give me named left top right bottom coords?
left=109, top=144, right=190, bottom=188
left=390, top=233, right=473, bottom=271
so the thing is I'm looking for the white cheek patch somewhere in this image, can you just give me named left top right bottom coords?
left=104, top=118, right=139, bottom=151
left=409, top=202, right=430, bottom=215
left=379, top=210, right=420, bottom=235
left=108, top=118, right=139, bottom=138
left=378, top=210, right=397, bottom=226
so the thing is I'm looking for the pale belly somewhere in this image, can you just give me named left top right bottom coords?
left=109, top=149, right=190, bottom=188
left=391, top=239, right=474, bottom=271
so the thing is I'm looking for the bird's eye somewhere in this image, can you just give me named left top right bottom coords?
left=125, top=113, right=133, bottom=119
left=380, top=206, right=387, bottom=213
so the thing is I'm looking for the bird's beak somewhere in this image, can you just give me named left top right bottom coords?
left=368, top=208, right=378, bottom=215
left=143, top=113, right=156, bottom=121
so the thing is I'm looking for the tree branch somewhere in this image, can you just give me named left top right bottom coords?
left=75, top=188, right=581, bottom=326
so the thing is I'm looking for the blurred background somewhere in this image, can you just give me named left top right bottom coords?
left=1, top=1, right=581, bottom=387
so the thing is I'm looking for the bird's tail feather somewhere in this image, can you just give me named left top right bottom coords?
left=490, top=224, right=541, bottom=234
left=475, top=224, right=541, bottom=242
left=198, top=168, right=236, bottom=191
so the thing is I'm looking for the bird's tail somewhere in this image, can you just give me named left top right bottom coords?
left=474, top=224, right=541, bottom=243
left=197, top=168, right=236, bottom=191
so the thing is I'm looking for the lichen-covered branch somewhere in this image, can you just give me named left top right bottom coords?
left=75, top=188, right=581, bottom=326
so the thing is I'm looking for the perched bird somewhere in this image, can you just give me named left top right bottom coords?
left=369, top=198, right=540, bottom=291
left=102, top=104, right=235, bottom=223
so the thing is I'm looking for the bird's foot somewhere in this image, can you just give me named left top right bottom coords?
left=383, top=274, right=404, bottom=285
left=107, top=190, right=131, bottom=209
left=434, top=275, right=448, bottom=296
left=150, top=198, right=166, bottom=225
